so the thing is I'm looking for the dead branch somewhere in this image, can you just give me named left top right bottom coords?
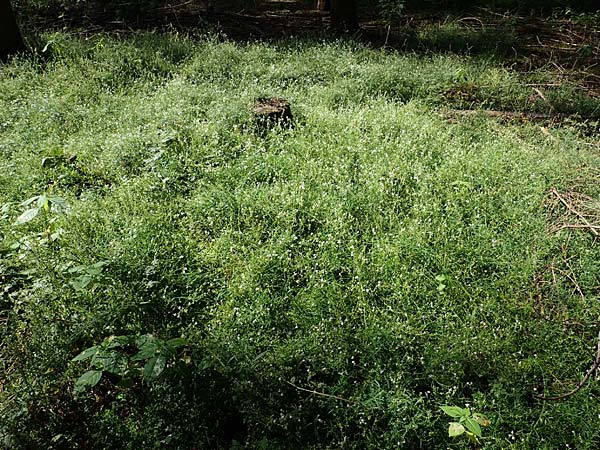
left=536, top=329, right=600, bottom=401
left=552, top=223, right=600, bottom=233
left=550, top=188, right=599, bottom=236
left=286, top=380, right=354, bottom=404
left=441, top=109, right=561, bottom=121
left=456, top=16, right=486, bottom=29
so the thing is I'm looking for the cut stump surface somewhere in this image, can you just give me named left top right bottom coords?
left=252, top=97, right=293, bottom=131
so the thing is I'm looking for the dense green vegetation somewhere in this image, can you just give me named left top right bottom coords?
left=1, top=25, right=600, bottom=449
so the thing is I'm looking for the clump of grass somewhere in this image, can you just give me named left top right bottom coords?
left=1, top=32, right=600, bottom=449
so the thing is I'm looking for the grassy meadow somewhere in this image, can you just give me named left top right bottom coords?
left=1, top=28, right=600, bottom=449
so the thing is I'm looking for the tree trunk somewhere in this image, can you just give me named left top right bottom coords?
left=330, top=0, right=358, bottom=32
left=317, top=0, right=331, bottom=11
left=0, top=0, right=26, bottom=60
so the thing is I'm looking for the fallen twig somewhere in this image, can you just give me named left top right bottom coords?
left=550, top=188, right=599, bottom=236
left=552, top=223, right=600, bottom=233
left=536, top=329, right=600, bottom=401
left=456, top=16, right=486, bottom=29
left=286, top=380, right=354, bottom=404
left=441, top=109, right=561, bottom=121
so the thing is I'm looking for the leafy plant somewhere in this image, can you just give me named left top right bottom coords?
left=441, top=405, right=491, bottom=444
left=72, top=334, right=189, bottom=394
left=67, top=261, right=109, bottom=291
left=376, top=0, right=406, bottom=24
left=14, top=193, right=66, bottom=225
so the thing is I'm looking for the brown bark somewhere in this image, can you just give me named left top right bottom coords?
left=0, top=0, right=26, bottom=60
left=317, top=0, right=331, bottom=11
left=330, top=0, right=358, bottom=32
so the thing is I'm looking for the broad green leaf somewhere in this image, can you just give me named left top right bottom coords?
left=70, top=274, right=92, bottom=291
left=48, top=195, right=66, bottom=212
left=95, top=351, right=128, bottom=375
left=166, top=337, right=188, bottom=349
left=132, top=341, right=159, bottom=361
left=463, top=417, right=482, bottom=437
left=15, top=208, right=39, bottom=225
left=107, top=335, right=136, bottom=349
left=50, top=229, right=63, bottom=241
left=143, top=354, right=166, bottom=381
left=135, top=333, right=156, bottom=347
left=74, top=370, right=102, bottom=393
left=36, top=194, right=49, bottom=210
left=472, top=413, right=491, bottom=427
left=84, top=261, right=108, bottom=276
left=68, top=265, right=87, bottom=274
left=440, top=406, right=469, bottom=418
left=448, top=422, right=465, bottom=437
left=85, top=267, right=102, bottom=276
left=72, top=346, right=99, bottom=362
left=21, top=196, right=40, bottom=207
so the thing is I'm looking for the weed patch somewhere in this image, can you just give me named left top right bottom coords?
left=1, top=32, right=600, bottom=449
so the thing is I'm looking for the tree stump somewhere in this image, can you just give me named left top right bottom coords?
left=252, top=97, right=293, bottom=133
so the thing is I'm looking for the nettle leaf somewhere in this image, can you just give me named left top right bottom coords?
left=15, top=208, right=39, bottom=225
left=143, top=354, right=166, bottom=381
left=463, top=417, right=482, bottom=437
left=472, top=413, right=491, bottom=427
left=74, top=370, right=102, bottom=393
left=72, top=346, right=99, bottom=362
left=448, top=422, right=465, bottom=437
left=440, top=406, right=469, bottom=418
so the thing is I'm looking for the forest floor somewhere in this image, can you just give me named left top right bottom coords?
left=2, top=4, right=600, bottom=449
left=27, top=1, right=600, bottom=116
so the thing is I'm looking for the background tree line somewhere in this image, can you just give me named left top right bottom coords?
left=3, top=0, right=599, bottom=60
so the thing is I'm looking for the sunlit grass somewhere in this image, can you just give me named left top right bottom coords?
left=1, top=32, right=600, bottom=449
